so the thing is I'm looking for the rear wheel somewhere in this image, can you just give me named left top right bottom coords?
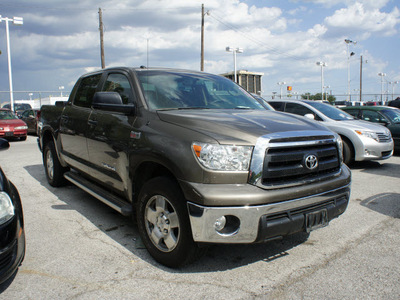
left=137, top=177, right=206, bottom=268
left=43, top=141, right=68, bottom=187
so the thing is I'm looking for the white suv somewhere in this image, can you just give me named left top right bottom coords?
left=267, top=99, right=394, bottom=165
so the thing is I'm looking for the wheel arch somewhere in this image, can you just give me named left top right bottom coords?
left=132, top=161, right=179, bottom=204
left=339, top=134, right=355, bottom=164
left=41, top=128, right=68, bottom=167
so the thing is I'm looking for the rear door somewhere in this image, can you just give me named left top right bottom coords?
left=86, top=71, right=138, bottom=195
left=59, top=73, right=102, bottom=174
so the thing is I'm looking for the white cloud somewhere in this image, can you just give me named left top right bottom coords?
left=0, top=0, right=398, bottom=98
left=325, top=2, right=400, bottom=37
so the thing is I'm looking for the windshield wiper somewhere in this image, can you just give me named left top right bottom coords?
left=177, top=107, right=210, bottom=110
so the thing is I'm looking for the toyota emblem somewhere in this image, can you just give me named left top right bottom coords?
left=305, top=154, right=318, bottom=170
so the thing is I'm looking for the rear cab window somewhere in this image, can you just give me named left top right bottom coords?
left=73, top=74, right=102, bottom=108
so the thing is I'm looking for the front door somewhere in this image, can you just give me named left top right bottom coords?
left=86, top=72, right=138, bottom=196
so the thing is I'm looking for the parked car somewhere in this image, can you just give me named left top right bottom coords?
left=2, top=103, right=32, bottom=117
left=0, top=109, right=28, bottom=141
left=388, top=97, right=400, bottom=108
left=342, top=106, right=400, bottom=151
left=20, top=109, right=41, bottom=135
left=0, top=138, right=26, bottom=286
left=266, top=99, right=394, bottom=165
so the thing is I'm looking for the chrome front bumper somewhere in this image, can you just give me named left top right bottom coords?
left=187, top=184, right=351, bottom=243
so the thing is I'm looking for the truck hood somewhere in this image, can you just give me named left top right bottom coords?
left=157, top=109, right=332, bottom=144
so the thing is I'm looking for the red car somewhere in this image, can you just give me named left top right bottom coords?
left=0, top=109, right=28, bottom=141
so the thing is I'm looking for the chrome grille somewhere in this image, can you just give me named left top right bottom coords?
left=262, top=143, right=340, bottom=187
left=377, top=132, right=391, bottom=143
left=248, top=131, right=342, bottom=189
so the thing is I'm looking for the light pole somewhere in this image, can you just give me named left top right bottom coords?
left=226, top=47, right=243, bottom=83
left=378, top=73, right=386, bottom=104
left=59, top=86, right=65, bottom=97
left=0, top=15, right=23, bottom=112
left=316, top=61, right=327, bottom=100
left=345, top=39, right=356, bottom=101
left=324, top=85, right=330, bottom=101
left=277, top=82, right=286, bottom=99
left=388, top=81, right=399, bottom=101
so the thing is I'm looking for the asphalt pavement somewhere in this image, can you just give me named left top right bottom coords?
left=0, top=136, right=399, bottom=299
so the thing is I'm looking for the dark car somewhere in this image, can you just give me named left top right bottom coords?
left=388, top=97, right=400, bottom=108
left=342, top=106, right=400, bottom=151
left=0, top=109, right=28, bottom=141
left=0, top=138, right=25, bottom=287
left=2, top=103, right=32, bottom=117
left=20, top=109, right=41, bottom=135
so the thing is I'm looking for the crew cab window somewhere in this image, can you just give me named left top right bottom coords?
left=103, top=73, right=134, bottom=105
left=73, top=74, right=102, bottom=108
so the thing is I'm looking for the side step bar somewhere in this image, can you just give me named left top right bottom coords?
left=64, top=171, right=133, bottom=216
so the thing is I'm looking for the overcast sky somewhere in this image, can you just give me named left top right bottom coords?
left=0, top=0, right=399, bottom=103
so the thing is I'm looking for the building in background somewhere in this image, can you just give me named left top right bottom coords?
left=221, top=70, right=263, bottom=95
left=1, top=96, right=69, bottom=109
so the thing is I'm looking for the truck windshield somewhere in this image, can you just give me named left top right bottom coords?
left=137, top=70, right=265, bottom=111
left=305, top=101, right=355, bottom=121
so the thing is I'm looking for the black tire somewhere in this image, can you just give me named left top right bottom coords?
left=43, top=140, right=68, bottom=187
left=20, top=136, right=27, bottom=141
left=342, top=139, right=353, bottom=165
left=137, top=177, right=206, bottom=268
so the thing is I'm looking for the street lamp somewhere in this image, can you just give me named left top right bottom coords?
left=345, top=39, right=357, bottom=101
left=378, top=72, right=386, bottom=103
left=59, top=86, right=65, bottom=97
left=0, top=15, right=23, bottom=112
left=226, top=47, right=243, bottom=83
left=316, top=61, right=327, bottom=100
left=324, top=85, right=330, bottom=101
left=277, top=81, right=286, bottom=99
left=388, top=81, right=399, bottom=101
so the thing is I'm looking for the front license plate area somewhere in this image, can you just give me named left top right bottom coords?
left=305, top=209, right=328, bottom=233
left=5, top=132, right=13, bottom=137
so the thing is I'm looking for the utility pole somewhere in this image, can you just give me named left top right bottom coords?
left=200, top=4, right=204, bottom=71
left=359, top=56, right=363, bottom=103
left=99, top=8, right=105, bottom=69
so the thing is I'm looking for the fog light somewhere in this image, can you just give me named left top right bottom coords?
left=365, top=149, right=371, bottom=156
left=214, top=216, right=226, bottom=231
left=214, top=215, right=240, bottom=236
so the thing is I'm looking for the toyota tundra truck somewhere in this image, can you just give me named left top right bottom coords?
left=38, top=67, right=351, bottom=267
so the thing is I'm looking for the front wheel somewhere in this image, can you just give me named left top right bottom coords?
left=342, top=139, right=353, bottom=165
left=137, top=177, right=205, bottom=268
left=43, top=140, right=68, bottom=187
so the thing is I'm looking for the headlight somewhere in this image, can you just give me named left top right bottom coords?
left=15, top=126, right=28, bottom=130
left=192, top=142, right=253, bottom=171
left=0, top=127, right=3, bottom=130
left=0, top=192, right=15, bottom=225
left=355, top=130, right=379, bottom=142
left=335, top=134, right=343, bottom=163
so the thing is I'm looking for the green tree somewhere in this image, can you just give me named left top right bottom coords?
left=301, top=92, right=336, bottom=104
